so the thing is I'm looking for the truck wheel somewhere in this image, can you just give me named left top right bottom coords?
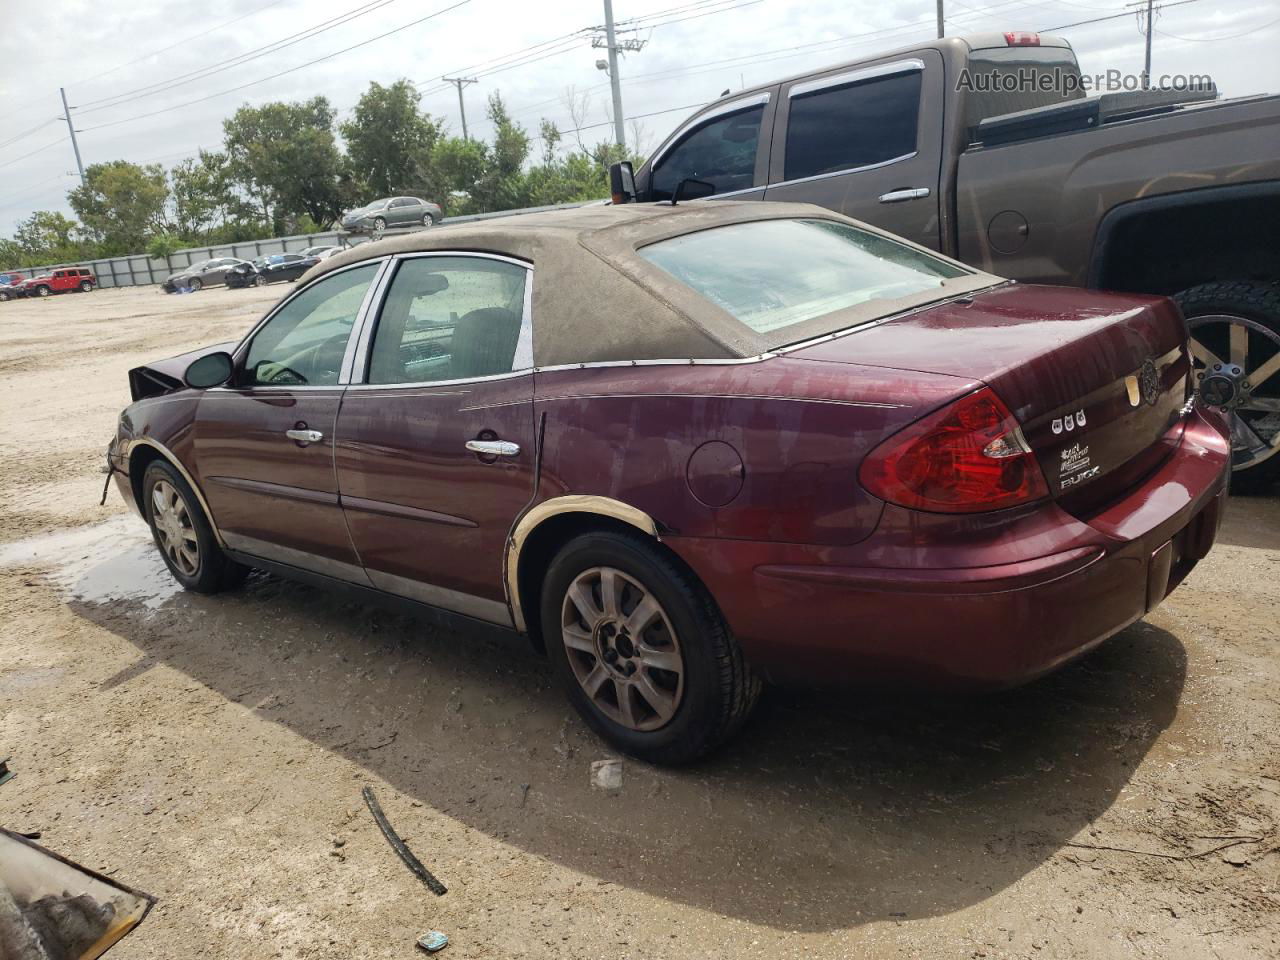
left=35, top=285, right=50, bottom=297
left=540, top=529, right=760, bottom=764
left=79, top=280, right=92, bottom=292
left=1177, top=281, right=1280, bottom=493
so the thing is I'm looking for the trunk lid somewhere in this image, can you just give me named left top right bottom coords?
left=791, top=285, right=1191, bottom=514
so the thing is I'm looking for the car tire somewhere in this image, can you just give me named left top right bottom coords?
left=372, top=217, right=387, bottom=240
left=422, top=213, right=435, bottom=227
left=540, top=529, right=760, bottom=764
left=142, top=460, right=249, bottom=594
left=0, top=291, right=9, bottom=302
left=189, top=277, right=203, bottom=292
left=35, top=285, right=50, bottom=297
left=79, top=280, right=92, bottom=292
left=254, top=274, right=267, bottom=287
left=1176, top=281, right=1280, bottom=493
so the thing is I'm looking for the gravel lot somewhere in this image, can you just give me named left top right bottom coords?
left=1, top=283, right=1278, bottom=959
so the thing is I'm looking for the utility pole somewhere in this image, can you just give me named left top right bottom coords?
left=936, top=0, right=944, bottom=38
left=441, top=76, right=478, bottom=140
left=1128, top=0, right=1157, bottom=88
left=602, top=0, right=626, bottom=148
left=59, top=87, right=85, bottom=185
left=592, top=0, right=647, bottom=149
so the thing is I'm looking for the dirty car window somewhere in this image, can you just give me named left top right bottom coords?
left=639, top=218, right=968, bottom=335
left=243, top=264, right=379, bottom=386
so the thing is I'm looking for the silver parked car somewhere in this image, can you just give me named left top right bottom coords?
left=341, top=197, right=442, bottom=238
left=161, top=257, right=252, bottom=293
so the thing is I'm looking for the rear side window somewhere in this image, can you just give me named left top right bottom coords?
left=784, top=71, right=922, bottom=181
left=640, top=218, right=967, bottom=335
left=367, top=257, right=528, bottom=385
left=650, top=105, right=763, bottom=202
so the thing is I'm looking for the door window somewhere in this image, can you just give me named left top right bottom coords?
left=366, top=256, right=528, bottom=385
left=242, top=263, right=379, bottom=387
left=650, top=104, right=764, bottom=201
left=783, top=70, right=922, bottom=181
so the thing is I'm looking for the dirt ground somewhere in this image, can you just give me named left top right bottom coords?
left=1, top=283, right=1278, bottom=960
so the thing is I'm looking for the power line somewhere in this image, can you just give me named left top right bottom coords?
left=76, top=1, right=472, bottom=135
left=418, top=31, right=591, bottom=94
left=74, top=0, right=403, bottom=114
left=0, top=118, right=59, bottom=152
left=0, top=138, right=68, bottom=172
left=1156, top=14, right=1280, bottom=41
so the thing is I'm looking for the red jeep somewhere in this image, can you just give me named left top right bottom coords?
left=23, top=267, right=97, bottom=298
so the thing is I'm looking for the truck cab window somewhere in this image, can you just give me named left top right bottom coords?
left=784, top=71, right=922, bottom=181
left=650, top=105, right=763, bottom=201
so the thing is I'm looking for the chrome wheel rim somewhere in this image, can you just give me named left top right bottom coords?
left=1188, top=314, right=1280, bottom=472
left=560, top=566, right=684, bottom=732
left=373, top=218, right=385, bottom=239
left=151, top=479, right=199, bottom=577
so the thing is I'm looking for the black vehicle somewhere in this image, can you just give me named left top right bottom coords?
left=226, top=253, right=320, bottom=288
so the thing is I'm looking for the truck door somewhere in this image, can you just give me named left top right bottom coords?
left=763, top=51, right=944, bottom=251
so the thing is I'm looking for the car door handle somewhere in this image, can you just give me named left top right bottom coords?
left=465, top=440, right=520, bottom=457
left=878, top=187, right=931, bottom=203
left=285, top=428, right=324, bottom=444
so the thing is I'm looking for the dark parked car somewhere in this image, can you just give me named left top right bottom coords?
left=614, top=31, right=1280, bottom=486
left=341, top=197, right=442, bottom=238
left=107, top=202, right=1229, bottom=762
left=226, top=254, right=320, bottom=288
left=161, top=258, right=251, bottom=293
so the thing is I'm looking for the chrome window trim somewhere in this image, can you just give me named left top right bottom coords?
left=787, top=58, right=925, bottom=99
left=347, top=250, right=534, bottom=389
left=219, top=257, right=392, bottom=392
left=768, top=150, right=918, bottom=189
left=649, top=92, right=771, bottom=170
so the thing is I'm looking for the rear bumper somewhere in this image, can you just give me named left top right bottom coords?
left=666, top=408, right=1231, bottom=690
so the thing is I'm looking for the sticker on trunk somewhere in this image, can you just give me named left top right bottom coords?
left=1059, top=442, right=1099, bottom=490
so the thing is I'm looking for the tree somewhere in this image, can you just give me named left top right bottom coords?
left=0, top=211, right=87, bottom=266
left=68, top=161, right=169, bottom=255
left=171, top=151, right=243, bottom=239
left=223, top=97, right=346, bottom=230
left=342, top=80, right=443, bottom=198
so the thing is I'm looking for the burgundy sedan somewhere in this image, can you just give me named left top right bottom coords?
left=108, top=202, right=1230, bottom=763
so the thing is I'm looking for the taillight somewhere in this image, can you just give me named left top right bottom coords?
left=859, top=387, right=1049, bottom=513
left=1004, top=31, right=1041, bottom=46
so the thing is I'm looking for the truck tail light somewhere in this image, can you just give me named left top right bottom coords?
left=1004, top=31, right=1041, bottom=45
left=859, top=387, right=1049, bottom=513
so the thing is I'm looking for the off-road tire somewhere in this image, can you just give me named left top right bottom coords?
left=1176, top=281, right=1280, bottom=493
left=142, top=460, right=248, bottom=594
left=541, top=529, right=760, bottom=764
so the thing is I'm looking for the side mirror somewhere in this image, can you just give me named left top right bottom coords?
left=609, top=161, right=636, bottom=205
left=184, top=351, right=234, bottom=389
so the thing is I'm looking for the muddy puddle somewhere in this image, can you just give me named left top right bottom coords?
left=0, top=515, right=181, bottom=610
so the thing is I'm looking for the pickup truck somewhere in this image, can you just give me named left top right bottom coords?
left=611, top=31, right=1280, bottom=488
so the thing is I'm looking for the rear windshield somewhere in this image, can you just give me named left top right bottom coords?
left=639, top=218, right=968, bottom=335
left=964, top=46, right=1084, bottom=127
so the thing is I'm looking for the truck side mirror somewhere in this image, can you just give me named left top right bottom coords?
left=609, top=161, right=636, bottom=205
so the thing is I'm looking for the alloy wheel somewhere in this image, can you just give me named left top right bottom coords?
left=560, top=566, right=685, bottom=732
left=1188, top=314, right=1280, bottom=472
left=372, top=217, right=386, bottom=240
left=151, top=479, right=200, bottom=577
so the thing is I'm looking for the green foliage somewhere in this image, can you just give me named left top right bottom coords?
left=67, top=161, right=169, bottom=255
left=341, top=80, right=443, bottom=198
left=223, top=97, right=346, bottom=229
left=3, top=77, right=663, bottom=263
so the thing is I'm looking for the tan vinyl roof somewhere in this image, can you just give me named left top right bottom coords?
left=306, top=201, right=1003, bottom=366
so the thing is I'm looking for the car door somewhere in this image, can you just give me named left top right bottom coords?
left=334, top=252, right=535, bottom=625
left=193, top=260, right=385, bottom=581
left=639, top=91, right=777, bottom=202
left=763, top=51, right=945, bottom=251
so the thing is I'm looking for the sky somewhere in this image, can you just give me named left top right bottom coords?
left=0, top=0, right=1277, bottom=234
